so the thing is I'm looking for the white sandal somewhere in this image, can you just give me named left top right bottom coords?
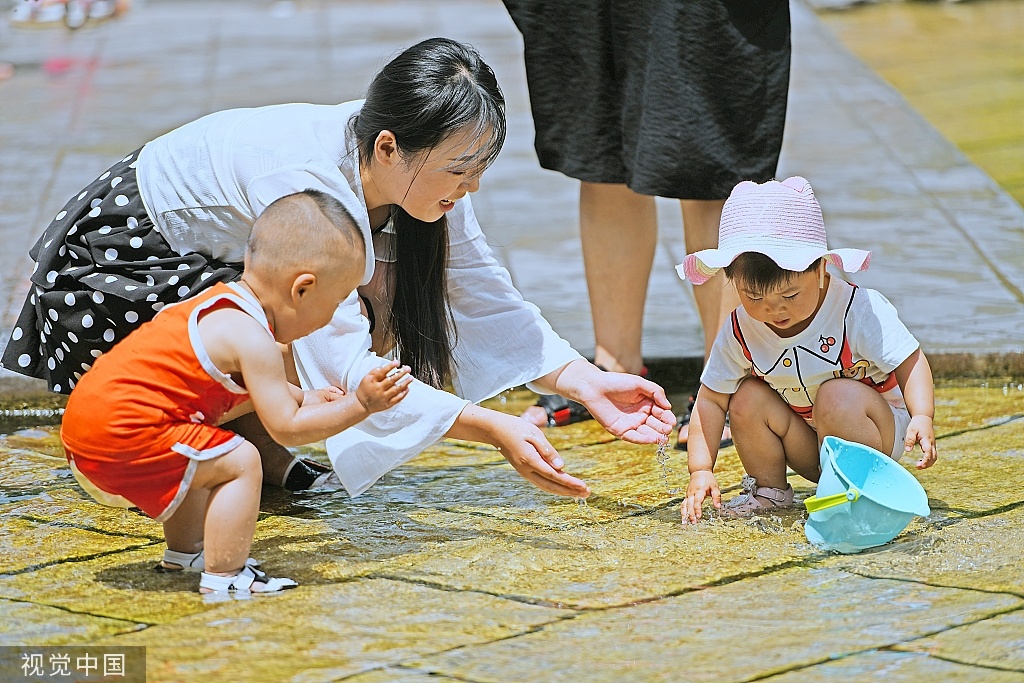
left=199, top=565, right=297, bottom=594
left=722, top=475, right=795, bottom=518
left=155, top=549, right=261, bottom=573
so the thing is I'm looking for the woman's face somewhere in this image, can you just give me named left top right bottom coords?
left=373, top=126, right=488, bottom=223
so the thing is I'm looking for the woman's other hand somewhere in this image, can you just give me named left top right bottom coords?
left=492, top=413, right=591, bottom=498
left=447, top=404, right=591, bottom=498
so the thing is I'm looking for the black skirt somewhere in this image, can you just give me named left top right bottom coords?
left=504, top=0, right=791, bottom=200
left=1, top=150, right=240, bottom=394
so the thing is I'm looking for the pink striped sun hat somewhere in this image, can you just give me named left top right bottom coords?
left=676, top=176, right=871, bottom=285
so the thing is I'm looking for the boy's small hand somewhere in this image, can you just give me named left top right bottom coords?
left=905, top=415, right=937, bottom=469
left=681, top=470, right=721, bottom=525
left=357, top=361, right=412, bottom=413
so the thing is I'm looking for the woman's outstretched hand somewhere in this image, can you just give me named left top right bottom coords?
left=558, top=362, right=674, bottom=444
left=447, top=404, right=590, bottom=498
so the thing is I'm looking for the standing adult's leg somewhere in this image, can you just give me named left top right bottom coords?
left=676, top=199, right=738, bottom=447
left=582, top=182, right=657, bottom=375
left=681, top=199, right=738, bottom=359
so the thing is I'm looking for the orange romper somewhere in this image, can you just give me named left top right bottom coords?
left=61, top=282, right=272, bottom=522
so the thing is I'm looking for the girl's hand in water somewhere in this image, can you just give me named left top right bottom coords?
left=904, top=414, right=937, bottom=469
left=681, top=470, right=721, bottom=524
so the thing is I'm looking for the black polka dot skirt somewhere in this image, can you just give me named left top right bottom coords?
left=1, top=149, right=241, bottom=394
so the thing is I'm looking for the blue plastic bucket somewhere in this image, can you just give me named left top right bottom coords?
left=804, top=436, right=930, bottom=553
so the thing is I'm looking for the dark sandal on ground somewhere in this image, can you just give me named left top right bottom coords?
left=283, top=457, right=339, bottom=492
left=535, top=393, right=594, bottom=427
left=532, top=364, right=649, bottom=427
left=674, top=395, right=733, bottom=451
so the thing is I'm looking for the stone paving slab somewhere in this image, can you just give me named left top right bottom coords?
left=0, top=516, right=155, bottom=575
left=376, top=507, right=810, bottom=610
left=764, top=649, right=1024, bottom=683
left=0, top=599, right=142, bottom=647
left=912, top=419, right=1024, bottom=515
left=830, top=505, right=1024, bottom=598
left=0, top=545, right=212, bottom=624
left=96, top=578, right=573, bottom=683
left=1, top=487, right=163, bottom=540
left=894, top=609, right=1024, bottom=673
left=818, top=0, right=1024, bottom=203
left=405, top=568, right=1022, bottom=682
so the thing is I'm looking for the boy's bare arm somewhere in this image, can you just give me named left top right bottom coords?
left=894, top=349, right=937, bottom=468
left=201, top=310, right=377, bottom=446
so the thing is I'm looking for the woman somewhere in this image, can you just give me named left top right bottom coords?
left=2, top=38, right=674, bottom=499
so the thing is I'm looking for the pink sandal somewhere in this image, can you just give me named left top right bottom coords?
left=722, top=475, right=794, bottom=518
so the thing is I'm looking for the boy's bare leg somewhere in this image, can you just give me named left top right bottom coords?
left=729, top=378, right=820, bottom=491
left=812, top=378, right=897, bottom=456
left=185, top=441, right=263, bottom=576
left=581, top=181, right=657, bottom=375
left=161, top=487, right=207, bottom=557
left=221, top=411, right=292, bottom=486
left=678, top=199, right=739, bottom=445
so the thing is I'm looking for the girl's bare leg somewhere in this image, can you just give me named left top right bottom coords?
left=813, top=378, right=897, bottom=456
left=729, top=378, right=820, bottom=490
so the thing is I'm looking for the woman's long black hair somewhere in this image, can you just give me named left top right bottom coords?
left=352, top=38, right=506, bottom=388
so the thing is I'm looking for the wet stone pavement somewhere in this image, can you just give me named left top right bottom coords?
left=1, top=385, right=1024, bottom=681
left=1, top=0, right=1024, bottom=680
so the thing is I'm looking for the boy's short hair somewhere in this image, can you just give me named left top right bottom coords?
left=247, top=190, right=364, bottom=275
left=724, top=252, right=822, bottom=296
